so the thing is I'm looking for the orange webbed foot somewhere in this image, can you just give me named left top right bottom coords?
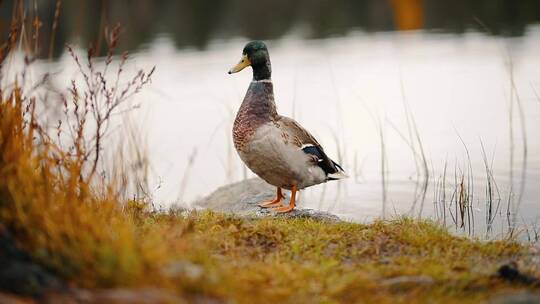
left=258, top=200, right=282, bottom=208
left=271, top=204, right=295, bottom=213
left=270, top=185, right=297, bottom=214
left=258, top=187, right=284, bottom=208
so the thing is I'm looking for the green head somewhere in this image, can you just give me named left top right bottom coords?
left=228, top=41, right=272, bottom=81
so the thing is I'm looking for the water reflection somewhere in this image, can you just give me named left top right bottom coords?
left=1, top=0, right=540, bottom=58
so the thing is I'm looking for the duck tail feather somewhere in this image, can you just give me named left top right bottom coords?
left=332, top=160, right=345, bottom=172
left=327, top=171, right=348, bottom=180
left=327, top=160, right=348, bottom=180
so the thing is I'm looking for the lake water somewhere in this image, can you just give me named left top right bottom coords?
left=48, top=27, right=540, bottom=239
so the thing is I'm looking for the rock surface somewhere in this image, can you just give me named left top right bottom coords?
left=497, top=262, right=540, bottom=286
left=194, top=178, right=340, bottom=221
left=61, top=288, right=188, bottom=304
left=0, top=288, right=190, bottom=304
left=381, top=275, right=434, bottom=290
left=490, top=292, right=540, bottom=304
left=0, top=229, right=64, bottom=297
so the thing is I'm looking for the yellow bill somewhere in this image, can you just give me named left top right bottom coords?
left=228, top=54, right=251, bottom=74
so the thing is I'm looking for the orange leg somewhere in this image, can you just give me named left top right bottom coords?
left=258, top=187, right=284, bottom=208
left=271, top=185, right=297, bottom=213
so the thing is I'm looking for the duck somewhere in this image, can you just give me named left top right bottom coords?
left=228, top=41, right=347, bottom=213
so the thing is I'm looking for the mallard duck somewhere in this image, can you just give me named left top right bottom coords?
left=228, top=41, right=347, bottom=213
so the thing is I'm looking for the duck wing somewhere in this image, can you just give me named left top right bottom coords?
left=276, top=116, right=347, bottom=180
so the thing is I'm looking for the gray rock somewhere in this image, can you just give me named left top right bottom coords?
left=0, top=230, right=65, bottom=297
left=497, top=262, right=539, bottom=285
left=381, top=275, right=434, bottom=290
left=67, top=288, right=186, bottom=304
left=195, top=178, right=340, bottom=221
left=161, top=261, right=204, bottom=280
left=45, top=287, right=224, bottom=304
left=0, top=260, right=64, bottom=296
left=490, top=293, right=540, bottom=304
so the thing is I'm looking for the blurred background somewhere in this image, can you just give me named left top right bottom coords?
left=1, top=0, right=539, bottom=239
left=1, top=0, right=540, bottom=58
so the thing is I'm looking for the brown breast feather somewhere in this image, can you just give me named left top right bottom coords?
left=232, top=82, right=277, bottom=152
